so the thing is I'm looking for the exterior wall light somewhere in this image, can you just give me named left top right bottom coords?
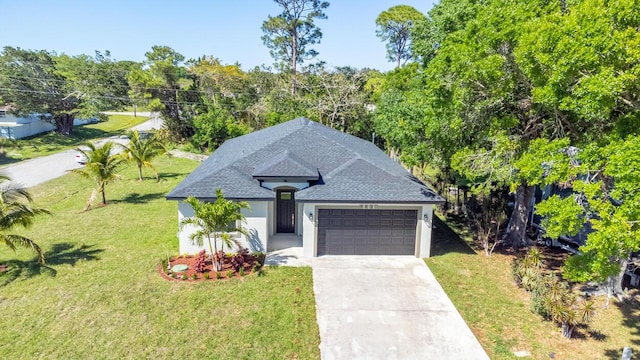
left=308, top=212, right=313, bottom=220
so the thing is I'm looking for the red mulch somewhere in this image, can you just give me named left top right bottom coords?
left=158, top=255, right=261, bottom=282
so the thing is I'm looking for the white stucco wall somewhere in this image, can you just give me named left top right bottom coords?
left=0, top=119, right=56, bottom=139
left=301, top=203, right=436, bottom=258
left=177, top=200, right=270, bottom=255
left=0, top=113, right=96, bottom=139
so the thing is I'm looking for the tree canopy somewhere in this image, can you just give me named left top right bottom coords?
left=261, top=0, right=329, bottom=75
left=371, top=0, right=640, bottom=291
left=375, top=5, right=426, bottom=68
left=0, top=47, right=128, bottom=135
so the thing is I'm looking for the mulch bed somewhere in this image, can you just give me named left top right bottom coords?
left=158, top=253, right=263, bottom=282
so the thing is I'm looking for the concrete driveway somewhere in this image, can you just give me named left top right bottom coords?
left=312, top=256, right=489, bottom=360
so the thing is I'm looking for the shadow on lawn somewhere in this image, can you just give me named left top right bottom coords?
left=603, top=296, right=640, bottom=358
left=116, top=191, right=166, bottom=204
left=431, top=214, right=476, bottom=256
left=158, top=171, right=189, bottom=181
left=0, top=242, right=103, bottom=286
left=0, top=156, right=23, bottom=166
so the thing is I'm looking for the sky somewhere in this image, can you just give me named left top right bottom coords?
left=0, top=0, right=436, bottom=72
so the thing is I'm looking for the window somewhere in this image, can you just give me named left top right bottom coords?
left=280, top=192, right=292, bottom=200
left=0, top=110, right=6, bottom=118
left=226, top=219, right=242, bottom=238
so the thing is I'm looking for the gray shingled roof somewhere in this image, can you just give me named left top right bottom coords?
left=166, top=118, right=444, bottom=204
left=252, top=150, right=318, bottom=179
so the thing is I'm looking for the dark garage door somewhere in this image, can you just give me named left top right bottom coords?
left=317, top=209, right=417, bottom=255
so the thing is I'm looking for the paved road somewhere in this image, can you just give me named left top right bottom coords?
left=312, top=256, right=489, bottom=360
left=1, top=114, right=162, bottom=188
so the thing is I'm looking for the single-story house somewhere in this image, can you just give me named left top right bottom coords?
left=0, top=106, right=97, bottom=139
left=166, top=118, right=444, bottom=258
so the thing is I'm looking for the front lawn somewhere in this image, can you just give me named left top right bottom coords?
left=427, top=215, right=640, bottom=359
left=0, top=114, right=150, bottom=165
left=0, top=156, right=320, bottom=359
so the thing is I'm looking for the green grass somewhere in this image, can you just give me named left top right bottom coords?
left=0, top=156, right=320, bottom=359
left=0, top=114, right=150, bottom=165
left=427, top=214, right=640, bottom=360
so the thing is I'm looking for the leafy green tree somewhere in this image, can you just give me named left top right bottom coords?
left=180, top=190, right=250, bottom=271
left=537, top=137, right=640, bottom=297
left=121, top=130, right=166, bottom=181
left=515, top=0, right=640, bottom=138
left=262, top=0, right=329, bottom=94
left=375, top=5, right=426, bottom=68
left=378, top=0, right=586, bottom=247
left=127, top=46, right=198, bottom=141
left=72, top=141, right=125, bottom=209
left=0, top=175, right=50, bottom=264
left=191, top=105, right=251, bottom=152
left=411, top=0, right=478, bottom=65
left=0, top=47, right=127, bottom=135
left=188, top=56, right=247, bottom=105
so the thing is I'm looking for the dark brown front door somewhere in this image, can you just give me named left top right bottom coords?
left=276, top=189, right=295, bottom=233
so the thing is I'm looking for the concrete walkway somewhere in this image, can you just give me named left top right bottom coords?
left=311, top=256, right=489, bottom=360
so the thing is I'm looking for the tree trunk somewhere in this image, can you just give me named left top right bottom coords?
left=561, top=322, right=574, bottom=338
left=137, top=164, right=143, bottom=181
left=101, top=189, right=106, bottom=205
left=504, top=181, right=534, bottom=248
left=608, top=257, right=629, bottom=300
left=291, top=33, right=298, bottom=95
left=54, top=113, right=75, bottom=135
left=207, top=235, right=220, bottom=272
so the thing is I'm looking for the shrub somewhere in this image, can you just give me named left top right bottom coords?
left=216, top=272, right=222, bottom=280
left=203, top=272, right=210, bottom=280
left=231, top=248, right=250, bottom=272
left=191, top=273, right=197, bottom=280
left=193, top=249, right=207, bottom=273
left=239, top=266, right=245, bottom=277
left=251, top=252, right=266, bottom=268
left=181, top=274, right=188, bottom=280
left=512, top=248, right=545, bottom=285
left=171, top=273, right=177, bottom=279
left=252, top=263, right=260, bottom=273
left=226, top=270, right=234, bottom=279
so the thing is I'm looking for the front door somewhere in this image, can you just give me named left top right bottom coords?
left=276, top=189, right=295, bottom=233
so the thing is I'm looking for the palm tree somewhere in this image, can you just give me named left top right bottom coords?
left=72, top=141, right=125, bottom=209
left=180, top=189, right=250, bottom=271
left=0, top=175, right=50, bottom=263
left=121, top=130, right=166, bottom=181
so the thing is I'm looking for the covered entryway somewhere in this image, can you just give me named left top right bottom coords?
left=317, top=208, right=417, bottom=255
left=276, top=189, right=296, bottom=233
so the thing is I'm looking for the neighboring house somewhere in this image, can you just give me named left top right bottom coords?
left=167, top=118, right=444, bottom=258
left=0, top=106, right=96, bottom=139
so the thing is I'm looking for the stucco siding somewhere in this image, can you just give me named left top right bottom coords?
left=177, top=200, right=270, bottom=255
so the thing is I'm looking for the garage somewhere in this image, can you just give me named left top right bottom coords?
left=317, top=208, right=418, bottom=255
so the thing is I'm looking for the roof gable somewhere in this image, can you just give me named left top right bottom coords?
left=252, top=150, right=318, bottom=179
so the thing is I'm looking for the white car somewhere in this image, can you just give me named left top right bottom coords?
left=75, top=147, right=89, bottom=164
